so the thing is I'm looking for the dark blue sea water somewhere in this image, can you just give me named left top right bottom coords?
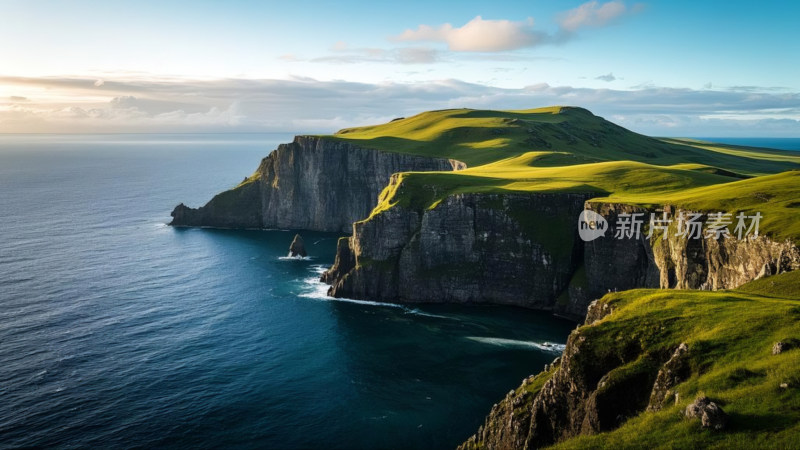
left=0, top=134, right=575, bottom=449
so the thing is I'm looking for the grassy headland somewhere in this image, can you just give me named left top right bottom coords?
left=550, top=270, right=800, bottom=449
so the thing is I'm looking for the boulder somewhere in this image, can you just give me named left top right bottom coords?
left=685, top=396, right=728, bottom=430
left=289, top=234, right=307, bottom=257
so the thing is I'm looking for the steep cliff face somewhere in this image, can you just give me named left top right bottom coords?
left=324, top=194, right=800, bottom=318
left=324, top=188, right=591, bottom=310
left=170, top=136, right=465, bottom=232
left=563, top=203, right=800, bottom=317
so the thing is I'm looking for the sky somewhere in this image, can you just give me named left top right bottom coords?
left=0, top=0, right=798, bottom=136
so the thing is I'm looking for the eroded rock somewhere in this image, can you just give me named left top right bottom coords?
left=647, top=343, right=690, bottom=411
left=289, top=234, right=307, bottom=257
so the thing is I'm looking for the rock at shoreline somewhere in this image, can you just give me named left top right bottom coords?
left=289, top=234, right=307, bottom=257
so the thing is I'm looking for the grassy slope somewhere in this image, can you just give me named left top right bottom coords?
left=326, top=107, right=800, bottom=174
left=549, top=271, right=800, bottom=449
left=333, top=107, right=800, bottom=243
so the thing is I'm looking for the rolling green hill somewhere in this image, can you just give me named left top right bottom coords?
left=327, top=106, right=800, bottom=174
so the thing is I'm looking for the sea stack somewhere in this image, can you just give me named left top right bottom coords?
left=289, top=234, right=307, bottom=257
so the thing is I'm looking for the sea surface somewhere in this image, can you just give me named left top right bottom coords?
left=694, top=137, right=800, bottom=151
left=0, top=134, right=576, bottom=449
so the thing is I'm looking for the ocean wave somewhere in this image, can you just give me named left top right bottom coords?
left=298, top=273, right=455, bottom=320
left=278, top=254, right=313, bottom=261
left=309, top=264, right=328, bottom=275
left=298, top=281, right=406, bottom=310
left=465, top=336, right=566, bottom=353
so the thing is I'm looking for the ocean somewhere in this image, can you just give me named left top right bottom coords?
left=0, top=134, right=575, bottom=449
left=694, top=137, right=800, bottom=151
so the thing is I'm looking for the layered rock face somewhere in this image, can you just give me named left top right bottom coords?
left=324, top=195, right=800, bottom=318
left=170, top=136, right=465, bottom=232
left=324, top=191, right=591, bottom=310
left=566, top=203, right=800, bottom=317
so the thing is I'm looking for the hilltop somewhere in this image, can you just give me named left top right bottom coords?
left=328, top=106, right=799, bottom=174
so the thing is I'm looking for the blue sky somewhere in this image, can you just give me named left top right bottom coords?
left=1, top=0, right=798, bottom=135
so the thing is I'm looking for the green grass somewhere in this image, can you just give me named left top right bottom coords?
left=548, top=270, right=800, bottom=449
left=366, top=161, right=800, bottom=243
left=323, top=107, right=800, bottom=174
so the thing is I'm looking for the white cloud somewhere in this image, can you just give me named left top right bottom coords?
left=596, top=73, right=617, bottom=82
left=393, top=16, right=544, bottom=52
left=0, top=75, right=799, bottom=136
left=558, top=1, right=628, bottom=32
left=308, top=46, right=440, bottom=64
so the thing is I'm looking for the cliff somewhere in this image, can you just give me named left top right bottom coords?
left=170, top=136, right=464, bottom=232
left=566, top=203, right=800, bottom=318
left=325, top=189, right=590, bottom=309
left=323, top=189, right=799, bottom=318
left=459, top=270, right=800, bottom=449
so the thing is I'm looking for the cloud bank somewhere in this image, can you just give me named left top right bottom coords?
left=1, top=75, right=799, bottom=136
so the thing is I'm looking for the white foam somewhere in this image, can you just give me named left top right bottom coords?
left=298, top=281, right=407, bottom=310
left=278, top=254, right=313, bottom=261
left=298, top=274, right=428, bottom=313
left=297, top=266, right=458, bottom=320
left=405, top=308, right=456, bottom=320
left=465, top=336, right=566, bottom=353
left=309, top=264, right=328, bottom=275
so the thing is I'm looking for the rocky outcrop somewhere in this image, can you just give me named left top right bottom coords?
left=647, top=343, right=690, bottom=411
left=460, top=300, right=671, bottom=449
left=324, top=190, right=591, bottom=311
left=567, top=203, right=800, bottom=316
left=685, top=396, right=729, bottom=430
left=170, top=136, right=464, bottom=232
left=289, top=234, right=307, bottom=257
